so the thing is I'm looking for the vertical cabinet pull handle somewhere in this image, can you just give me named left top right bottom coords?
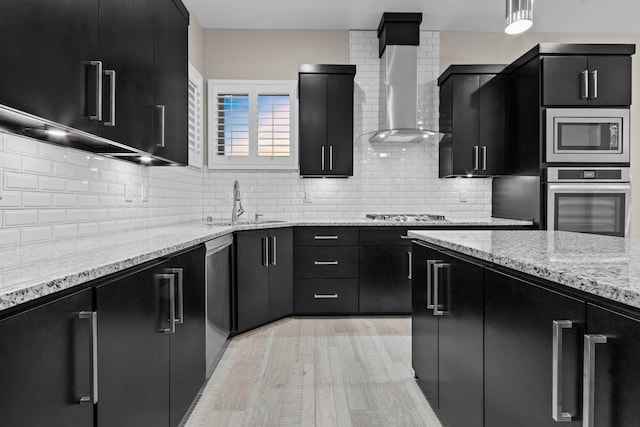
left=321, top=146, right=325, bottom=171
left=262, top=237, right=269, bottom=266
left=552, top=320, right=575, bottom=422
left=581, top=70, right=589, bottom=99
left=426, top=260, right=441, bottom=309
left=78, top=311, right=98, bottom=404
left=271, top=236, right=277, bottom=266
left=481, top=145, right=487, bottom=171
left=104, top=70, right=116, bottom=126
left=473, top=145, right=479, bottom=170
left=89, top=60, right=103, bottom=121
left=433, top=263, right=448, bottom=316
left=582, top=334, right=608, bottom=427
left=589, top=70, right=598, bottom=100
left=329, top=145, right=333, bottom=171
left=157, top=273, right=176, bottom=334
left=155, top=105, right=166, bottom=147
left=407, top=251, right=412, bottom=280
left=164, top=268, right=184, bottom=324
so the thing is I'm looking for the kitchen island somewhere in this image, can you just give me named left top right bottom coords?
left=409, top=229, right=640, bottom=427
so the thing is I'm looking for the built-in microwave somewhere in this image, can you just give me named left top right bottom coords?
left=546, top=108, right=630, bottom=163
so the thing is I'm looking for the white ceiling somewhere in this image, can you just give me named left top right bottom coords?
left=184, top=0, right=640, bottom=34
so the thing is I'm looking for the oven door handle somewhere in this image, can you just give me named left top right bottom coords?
left=547, top=183, right=631, bottom=192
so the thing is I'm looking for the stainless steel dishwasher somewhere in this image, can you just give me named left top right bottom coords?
left=204, top=234, right=233, bottom=378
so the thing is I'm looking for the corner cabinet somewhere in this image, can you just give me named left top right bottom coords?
left=438, top=65, right=507, bottom=177
left=298, top=64, right=356, bottom=177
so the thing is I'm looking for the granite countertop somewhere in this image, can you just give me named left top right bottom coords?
left=408, top=229, right=640, bottom=310
left=0, top=217, right=531, bottom=312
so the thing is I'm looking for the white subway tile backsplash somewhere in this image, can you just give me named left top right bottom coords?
left=78, top=222, right=99, bottom=236
left=0, top=152, right=22, bottom=170
left=4, top=134, right=38, bottom=156
left=67, top=209, right=90, bottom=222
left=22, top=226, right=52, bottom=243
left=68, top=179, right=90, bottom=193
left=98, top=169, right=117, bottom=183
left=89, top=208, right=109, bottom=221
left=39, top=176, right=66, bottom=192
left=66, top=150, right=91, bottom=167
left=99, top=221, right=117, bottom=233
left=0, top=192, right=21, bottom=208
left=53, top=193, right=78, bottom=207
left=53, top=162, right=79, bottom=178
left=39, top=144, right=68, bottom=161
left=22, top=156, right=52, bottom=174
left=78, top=167, right=99, bottom=180
left=5, top=172, right=38, bottom=190
left=22, top=192, right=52, bottom=207
left=0, top=229, right=20, bottom=246
left=52, top=224, right=78, bottom=240
left=78, top=194, right=100, bottom=207
left=5, top=210, right=38, bottom=226
left=39, top=209, right=66, bottom=224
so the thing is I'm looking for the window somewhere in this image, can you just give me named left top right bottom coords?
left=187, top=63, right=204, bottom=169
left=208, top=80, right=297, bottom=169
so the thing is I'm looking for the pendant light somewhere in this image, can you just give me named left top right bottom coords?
left=505, top=0, right=533, bottom=34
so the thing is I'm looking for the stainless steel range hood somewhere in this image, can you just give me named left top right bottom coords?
left=367, top=13, right=446, bottom=144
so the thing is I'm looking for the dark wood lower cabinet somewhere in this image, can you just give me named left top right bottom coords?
left=268, top=228, right=294, bottom=320
left=0, top=288, right=94, bottom=427
left=359, top=245, right=412, bottom=313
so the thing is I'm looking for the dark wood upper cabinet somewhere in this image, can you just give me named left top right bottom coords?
left=299, top=64, right=356, bottom=177
left=0, top=0, right=100, bottom=135
left=438, top=65, right=507, bottom=177
left=542, top=55, right=632, bottom=106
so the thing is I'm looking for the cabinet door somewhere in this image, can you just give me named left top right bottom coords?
left=586, top=56, right=632, bottom=106
left=542, top=56, right=589, bottom=106
left=326, top=74, right=353, bottom=176
left=0, top=0, right=100, bottom=134
left=268, top=228, right=294, bottom=319
left=478, top=74, right=506, bottom=175
left=411, top=243, right=440, bottom=405
left=99, top=0, right=154, bottom=151
left=153, top=0, right=189, bottom=164
left=0, top=289, right=94, bottom=427
left=436, top=251, right=484, bottom=427
left=585, top=304, right=640, bottom=426
left=359, top=245, right=412, bottom=313
left=97, top=263, right=171, bottom=427
left=164, top=247, right=206, bottom=427
left=235, top=231, right=270, bottom=331
left=484, top=268, right=584, bottom=427
left=299, top=73, right=328, bottom=176
left=451, top=74, right=480, bottom=175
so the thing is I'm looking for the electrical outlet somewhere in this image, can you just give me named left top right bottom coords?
left=459, top=191, right=467, bottom=203
left=140, top=185, right=148, bottom=203
left=124, top=183, right=133, bottom=203
left=304, top=191, right=313, bottom=203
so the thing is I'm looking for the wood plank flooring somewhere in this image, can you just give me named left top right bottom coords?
left=184, top=317, right=442, bottom=427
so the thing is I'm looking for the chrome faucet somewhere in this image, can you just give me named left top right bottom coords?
left=232, top=180, right=244, bottom=223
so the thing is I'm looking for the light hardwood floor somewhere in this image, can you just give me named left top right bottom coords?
left=185, top=316, right=443, bottom=427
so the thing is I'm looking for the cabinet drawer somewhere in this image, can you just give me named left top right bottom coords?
left=295, top=246, right=358, bottom=278
left=294, top=279, right=358, bottom=314
left=294, top=227, right=358, bottom=246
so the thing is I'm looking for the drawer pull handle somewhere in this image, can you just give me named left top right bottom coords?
left=314, top=235, right=339, bottom=240
left=314, top=261, right=338, bottom=265
left=400, top=235, right=413, bottom=239
left=314, top=293, right=338, bottom=299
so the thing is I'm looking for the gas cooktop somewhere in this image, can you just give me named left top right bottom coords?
left=365, top=213, right=447, bottom=222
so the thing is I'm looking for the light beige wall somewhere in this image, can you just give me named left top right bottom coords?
left=202, top=29, right=350, bottom=80
left=187, top=13, right=204, bottom=73
left=441, top=32, right=640, bottom=236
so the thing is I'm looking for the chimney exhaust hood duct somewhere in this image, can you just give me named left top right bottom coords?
left=367, top=13, right=446, bottom=144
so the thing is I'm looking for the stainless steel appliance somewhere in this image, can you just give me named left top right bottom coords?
left=545, top=108, right=630, bottom=163
left=546, top=166, right=631, bottom=237
left=204, top=234, right=233, bottom=378
left=365, top=213, right=448, bottom=222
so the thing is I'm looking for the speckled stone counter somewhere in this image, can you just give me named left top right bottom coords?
left=0, top=217, right=531, bottom=312
left=408, top=229, right=640, bottom=310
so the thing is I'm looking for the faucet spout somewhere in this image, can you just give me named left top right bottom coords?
left=232, top=180, right=244, bottom=223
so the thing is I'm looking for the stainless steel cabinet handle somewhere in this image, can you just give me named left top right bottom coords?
left=581, top=70, right=589, bottom=99
left=89, top=60, right=103, bottom=121
left=473, top=145, right=479, bottom=170
left=321, top=146, right=325, bottom=171
left=408, top=251, right=412, bottom=280
left=262, top=237, right=269, bottom=267
left=314, top=293, right=338, bottom=299
left=481, top=145, right=487, bottom=171
left=329, top=145, right=333, bottom=171
left=156, top=105, right=166, bottom=147
left=426, top=259, right=441, bottom=309
left=433, top=263, right=448, bottom=316
left=314, top=261, right=338, bottom=265
left=104, top=70, right=116, bottom=126
left=165, top=268, right=184, bottom=324
left=271, top=236, right=277, bottom=266
left=589, top=70, right=598, bottom=100
left=157, top=273, right=176, bottom=334
left=552, top=320, right=575, bottom=422
left=314, top=235, right=338, bottom=240
left=78, top=311, right=98, bottom=404
left=582, top=334, right=608, bottom=427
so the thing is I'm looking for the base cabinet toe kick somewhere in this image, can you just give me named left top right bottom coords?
left=412, top=240, right=640, bottom=427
